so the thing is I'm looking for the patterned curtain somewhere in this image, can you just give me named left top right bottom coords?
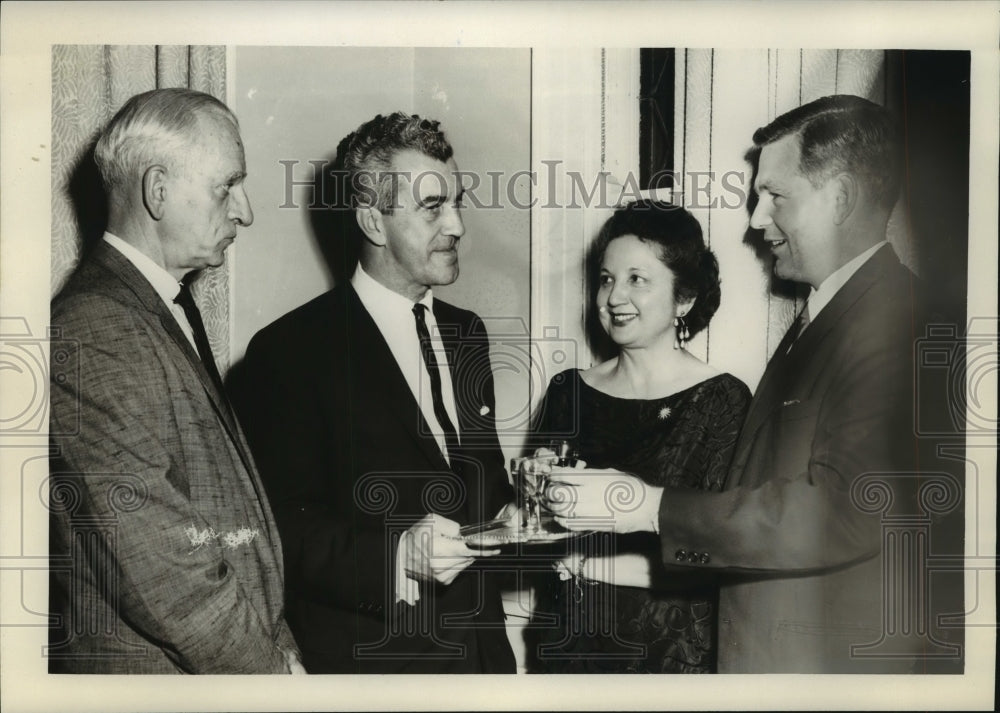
left=51, top=45, right=232, bottom=372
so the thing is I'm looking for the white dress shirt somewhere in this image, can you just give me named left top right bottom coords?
left=805, top=241, right=888, bottom=323
left=102, top=232, right=200, bottom=355
left=351, top=264, right=463, bottom=605
left=350, top=263, right=461, bottom=461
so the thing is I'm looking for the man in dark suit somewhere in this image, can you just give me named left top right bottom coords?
left=238, top=112, right=517, bottom=673
left=49, top=88, right=302, bottom=673
left=546, top=96, right=940, bottom=672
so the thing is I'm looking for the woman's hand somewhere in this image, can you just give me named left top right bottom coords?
left=544, top=466, right=663, bottom=534
left=552, top=552, right=584, bottom=581
left=552, top=551, right=656, bottom=589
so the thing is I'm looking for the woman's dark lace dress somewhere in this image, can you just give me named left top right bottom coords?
left=528, top=369, right=751, bottom=673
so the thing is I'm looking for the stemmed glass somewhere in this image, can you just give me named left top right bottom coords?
left=514, top=440, right=579, bottom=534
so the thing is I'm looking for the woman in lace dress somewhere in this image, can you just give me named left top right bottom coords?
left=529, top=200, right=751, bottom=673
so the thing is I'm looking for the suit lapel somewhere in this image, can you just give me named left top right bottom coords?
left=744, top=317, right=801, bottom=418
left=731, top=245, right=902, bottom=478
left=91, top=244, right=283, bottom=566
left=432, top=301, right=499, bottom=524
left=92, top=244, right=257, bottom=477
left=343, top=286, right=453, bottom=472
left=431, top=301, right=471, bottom=438
left=788, top=245, right=900, bottom=364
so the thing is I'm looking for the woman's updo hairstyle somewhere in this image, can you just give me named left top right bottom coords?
left=588, top=199, right=722, bottom=339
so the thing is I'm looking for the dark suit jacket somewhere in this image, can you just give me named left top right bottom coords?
left=48, top=242, right=297, bottom=673
left=657, top=245, right=929, bottom=672
left=237, top=284, right=516, bottom=673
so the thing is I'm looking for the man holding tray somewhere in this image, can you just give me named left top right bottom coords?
left=238, top=112, right=516, bottom=673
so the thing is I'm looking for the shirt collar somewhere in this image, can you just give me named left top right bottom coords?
left=351, top=263, right=435, bottom=314
left=103, top=232, right=183, bottom=304
left=809, top=241, right=887, bottom=318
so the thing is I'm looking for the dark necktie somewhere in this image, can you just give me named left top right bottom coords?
left=174, top=280, right=227, bottom=397
left=785, top=303, right=811, bottom=354
left=412, top=303, right=460, bottom=463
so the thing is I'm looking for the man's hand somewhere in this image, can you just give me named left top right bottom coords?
left=494, top=500, right=521, bottom=523
left=285, top=649, right=307, bottom=674
left=401, top=514, right=499, bottom=586
left=543, top=466, right=663, bottom=534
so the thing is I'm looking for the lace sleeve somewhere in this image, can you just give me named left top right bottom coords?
left=700, top=376, right=752, bottom=491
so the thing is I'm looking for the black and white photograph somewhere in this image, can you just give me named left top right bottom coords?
left=1, top=1, right=996, bottom=710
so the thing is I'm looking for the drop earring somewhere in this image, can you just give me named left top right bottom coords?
left=673, top=314, right=690, bottom=349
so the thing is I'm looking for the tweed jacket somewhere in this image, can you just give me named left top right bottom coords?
left=48, top=241, right=297, bottom=673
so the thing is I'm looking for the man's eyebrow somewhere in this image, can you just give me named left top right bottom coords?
left=417, top=194, right=446, bottom=207
left=418, top=187, right=464, bottom=207
left=754, top=177, right=775, bottom=193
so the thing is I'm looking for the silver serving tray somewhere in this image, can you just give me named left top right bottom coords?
left=459, top=515, right=587, bottom=546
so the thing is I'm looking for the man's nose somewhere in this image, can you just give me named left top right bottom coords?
left=748, top=194, right=771, bottom=230
left=230, top=185, right=254, bottom=227
left=443, top=204, right=465, bottom=239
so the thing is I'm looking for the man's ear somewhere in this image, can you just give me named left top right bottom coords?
left=356, top=206, right=387, bottom=247
left=142, top=165, right=168, bottom=221
left=831, top=173, right=858, bottom=225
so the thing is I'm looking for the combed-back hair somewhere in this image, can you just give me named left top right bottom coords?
left=588, top=199, right=721, bottom=339
left=94, top=88, right=237, bottom=193
left=749, top=94, right=903, bottom=209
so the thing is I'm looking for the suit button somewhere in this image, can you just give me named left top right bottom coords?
left=675, top=549, right=687, bottom=561
left=688, top=551, right=700, bottom=563
left=700, top=553, right=711, bottom=564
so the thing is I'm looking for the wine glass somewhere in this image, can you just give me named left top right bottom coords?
left=513, top=457, right=545, bottom=534
left=514, top=440, right=580, bottom=534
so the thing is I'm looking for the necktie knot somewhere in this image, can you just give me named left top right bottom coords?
left=795, top=303, right=812, bottom=340
left=174, top=281, right=194, bottom=308
left=785, top=304, right=811, bottom=355
left=173, top=279, right=226, bottom=397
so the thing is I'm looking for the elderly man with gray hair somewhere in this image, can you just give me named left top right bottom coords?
left=49, top=88, right=301, bottom=674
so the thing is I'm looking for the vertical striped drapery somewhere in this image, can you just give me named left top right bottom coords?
left=51, top=45, right=232, bottom=372
left=530, top=49, right=891, bottom=393
left=531, top=48, right=640, bottom=401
